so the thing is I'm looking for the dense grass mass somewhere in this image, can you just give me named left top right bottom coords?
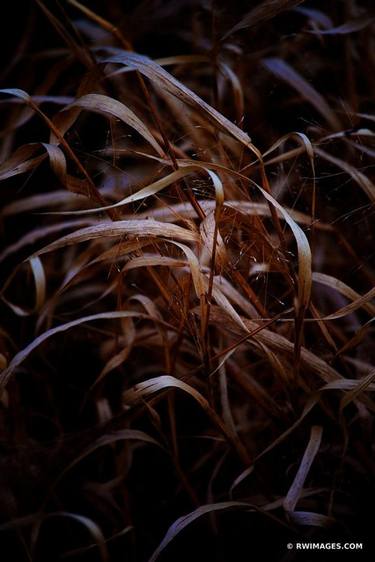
left=0, top=0, right=374, bottom=560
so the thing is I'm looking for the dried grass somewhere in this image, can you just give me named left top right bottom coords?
left=0, top=1, right=374, bottom=560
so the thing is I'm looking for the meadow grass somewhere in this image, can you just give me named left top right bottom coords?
left=0, top=1, right=374, bottom=560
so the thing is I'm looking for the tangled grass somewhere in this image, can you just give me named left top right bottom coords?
left=0, top=0, right=374, bottom=560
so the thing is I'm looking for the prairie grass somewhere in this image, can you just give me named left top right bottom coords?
left=0, top=1, right=374, bottom=560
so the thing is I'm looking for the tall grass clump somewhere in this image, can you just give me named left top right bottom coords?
left=0, top=0, right=374, bottom=560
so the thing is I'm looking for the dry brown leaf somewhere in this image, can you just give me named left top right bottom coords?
left=66, top=93, right=164, bottom=157
left=222, top=0, right=305, bottom=39
left=101, top=51, right=261, bottom=158
left=283, top=425, right=323, bottom=512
